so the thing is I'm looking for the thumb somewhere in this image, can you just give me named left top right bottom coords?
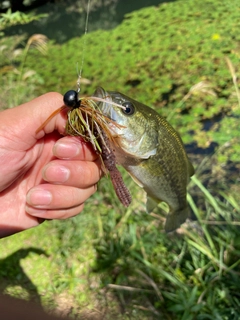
left=0, top=92, right=67, bottom=150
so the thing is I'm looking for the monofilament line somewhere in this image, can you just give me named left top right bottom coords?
left=77, top=0, right=91, bottom=93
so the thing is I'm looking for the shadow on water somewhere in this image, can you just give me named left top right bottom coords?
left=4, top=0, right=177, bottom=43
left=0, top=247, right=48, bottom=306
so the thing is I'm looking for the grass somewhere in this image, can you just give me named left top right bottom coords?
left=0, top=0, right=240, bottom=318
left=0, top=170, right=240, bottom=319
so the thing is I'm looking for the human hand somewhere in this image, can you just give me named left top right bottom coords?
left=0, top=92, right=101, bottom=238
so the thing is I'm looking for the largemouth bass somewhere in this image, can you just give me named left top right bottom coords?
left=94, top=87, right=194, bottom=232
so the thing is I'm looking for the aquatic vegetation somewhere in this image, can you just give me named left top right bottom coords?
left=22, top=0, right=240, bottom=167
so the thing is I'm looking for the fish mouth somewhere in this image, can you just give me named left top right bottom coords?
left=93, top=86, right=107, bottom=99
left=93, top=87, right=115, bottom=119
left=93, top=86, right=128, bottom=123
left=93, top=86, right=108, bottom=100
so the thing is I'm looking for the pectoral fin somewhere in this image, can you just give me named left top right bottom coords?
left=128, top=172, right=144, bottom=188
left=146, top=196, right=159, bottom=214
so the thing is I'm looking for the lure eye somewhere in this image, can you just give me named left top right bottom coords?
left=122, top=102, right=135, bottom=115
left=63, top=90, right=80, bottom=109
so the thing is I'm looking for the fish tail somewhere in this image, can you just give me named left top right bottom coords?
left=164, top=207, right=189, bottom=232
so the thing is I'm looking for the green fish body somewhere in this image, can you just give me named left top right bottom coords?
left=94, top=87, right=194, bottom=231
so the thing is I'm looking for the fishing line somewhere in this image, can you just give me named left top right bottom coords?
left=76, top=0, right=91, bottom=93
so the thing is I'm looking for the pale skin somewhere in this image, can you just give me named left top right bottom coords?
left=0, top=92, right=102, bottom=238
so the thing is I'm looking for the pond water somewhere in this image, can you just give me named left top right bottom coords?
left=4, top=0, right=175, bottom=43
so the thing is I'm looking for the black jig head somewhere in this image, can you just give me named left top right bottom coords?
left=63, top=90, right=81, bottom=109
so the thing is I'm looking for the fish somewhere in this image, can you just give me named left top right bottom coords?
left=93, top=87, right=195, bottom=232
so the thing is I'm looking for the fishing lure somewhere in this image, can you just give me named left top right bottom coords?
left=36, top=89, right=131, bottom=207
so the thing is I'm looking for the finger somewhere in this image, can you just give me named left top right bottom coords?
left=53, top=136, right=98, bottom=161
left=1, top=92, right=67, bottom=148
left=32, top=92, right=68, bottom=137
left=26, top=203, right=85, bottom=220
left=42, top=159, right=102, bottom=188
left=26, top=184, right=97, bottom=212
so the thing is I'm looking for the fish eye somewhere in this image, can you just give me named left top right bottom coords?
left=63, top=90, right=80, bottom=109
left=122, top=102, right=135, bottom=115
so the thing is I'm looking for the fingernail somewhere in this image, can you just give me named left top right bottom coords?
left=53, top=142, right=80, bottom=159
left=26, top=189, right=52, bottom=207
left=43, top=164, right=70, bottom=183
